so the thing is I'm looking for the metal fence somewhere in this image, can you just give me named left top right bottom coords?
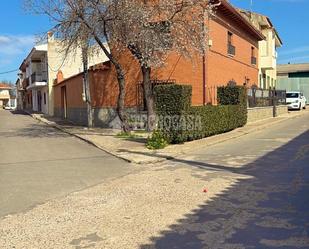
left=247, top=87, right=286, bottom=108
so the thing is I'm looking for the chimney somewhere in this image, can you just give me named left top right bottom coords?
left=47, top=31, right=54, bottom=41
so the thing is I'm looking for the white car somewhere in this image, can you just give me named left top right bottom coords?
left=286, top=91, right=307, bottom=110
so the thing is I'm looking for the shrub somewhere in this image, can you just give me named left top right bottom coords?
left=217, top=85, right=247, bottom=105
left=154, top=84, right=192, bottom=115
left=154, top=84, right=248, bottom=144
left=146, top=130, right=169, bottom=150
left=218, top=85, right=248, bottom=127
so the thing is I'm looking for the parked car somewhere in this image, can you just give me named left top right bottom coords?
left=4, top=104, right=15, bottom=110
left=286, top=91, right=307, bottom=110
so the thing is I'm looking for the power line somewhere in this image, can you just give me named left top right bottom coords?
left=0, top=69, right=19, bottom=75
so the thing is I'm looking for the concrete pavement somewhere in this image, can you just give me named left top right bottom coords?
left=0, top=110, right=308, bottom=248
left=0, top=110, right=137, bottom=218
left=27, top=108, right=309, bottom=164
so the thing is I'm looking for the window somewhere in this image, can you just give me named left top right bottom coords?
left=286, top=93, right=299, bottom=98
left=228, top=32, right=233, bottom=44
left=44, top=92, right=46, bottom=105
left=227, top=32, right=235, bottom=56
left=259, top=74, right=263, bottom=88
left=263, top=74, right=267, bottom=89
left=251, top=47, right=257, bottom=65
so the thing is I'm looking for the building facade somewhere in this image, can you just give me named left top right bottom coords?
left=277, top=63, right=309, bottom=101
left=52, top=0, right=265, bottom=127
left=17, top=33, right=109, bottom=115
left=19, top=44, right=49, bottom=114
left=238, top=9, right=283, bottom=89
left=0, top=83, right=12, bottom=108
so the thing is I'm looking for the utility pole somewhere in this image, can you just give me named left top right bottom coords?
left=82, top=45, right=93, bottom=128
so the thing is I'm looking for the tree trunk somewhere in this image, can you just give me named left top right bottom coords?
left=142, top=65, right=156, bottom=131
left=91, top=35, right=129, bottom=132
left=82, top=46, right=93, bottom=128
left=115, top=65, right=129, bottom=132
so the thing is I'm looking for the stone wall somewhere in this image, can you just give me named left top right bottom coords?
left=247, top=105, right=288, bottom=123
left=55, top=106, right=147, bottom=129
left=276, top=105, right=288, bottom=117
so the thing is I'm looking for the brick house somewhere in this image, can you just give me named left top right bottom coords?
left=53, top=0, right=264, bottom=127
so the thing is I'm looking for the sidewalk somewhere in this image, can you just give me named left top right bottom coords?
left=26, top=109, right=309, bottom=164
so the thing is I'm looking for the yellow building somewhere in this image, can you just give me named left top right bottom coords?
left=238, top=9, right=283, bottom=89
left=0, top=83, right=12, bottom=108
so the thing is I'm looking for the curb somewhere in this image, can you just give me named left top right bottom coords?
left=24, top=111, right=133, bottom=163
left=25, top=110, right=308, bottom=165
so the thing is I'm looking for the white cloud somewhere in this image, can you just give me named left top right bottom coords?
left=0, top=36, right=11, bottom=44
left=0, top=35, right=35, bottom=56
left=0, top=34, right=35, bottom=70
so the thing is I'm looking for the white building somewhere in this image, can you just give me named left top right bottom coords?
left=18, top=32, right=109, bottom=115
left=19, top=44, right=49, bottom=114
left=0, top=83, right=12, bottom=108
left=0, top=83, right=17, bottom=109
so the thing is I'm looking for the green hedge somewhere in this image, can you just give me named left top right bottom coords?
left=154, top=84, right=192, bottom=115
left=217, top=85, right=248, bottom=127
left=154, top=84, right=248, bottom=144
left=218, top=85, right=246, bottom=105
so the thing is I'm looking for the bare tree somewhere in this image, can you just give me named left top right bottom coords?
left=81, top=42, right=93, bottom=128
left=24, top=0, right=130, bottom=131
left=93, top=0, right=216, bottom=131
left=25, top=0, right=216, bottom=131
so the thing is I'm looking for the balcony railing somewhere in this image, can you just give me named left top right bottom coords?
left=31, top=73, right=47, bottom=84
left=251, top=56, right=257, bottom=65
left=227, top=44, right=236, bottom=56
left=22, top=78, right=29, bottom=89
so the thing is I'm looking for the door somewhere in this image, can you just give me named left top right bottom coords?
left=61, top=86, right=67, bottom=119
left=37, top=91, right=42, bottom=112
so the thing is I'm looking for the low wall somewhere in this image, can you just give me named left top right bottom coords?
left=54, top=107, right=88, bottom=126
left=276, top=105, right=289, bottom=116
left=247, top=105, right=288, bottom=123
left=54, top=106, right=147, bottom=129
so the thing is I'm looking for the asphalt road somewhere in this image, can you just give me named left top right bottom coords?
left=0, top=110, right=135, bottom=218
left=1, top=109, right=309, bottom=248
left=144, top=111, right=309, bottom=248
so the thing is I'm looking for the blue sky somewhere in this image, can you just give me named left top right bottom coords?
left=231, top=0, right=309, bottom=64
left=0, top=0, right=309, bottom=82
left=0, top=0, right=50, bottom=83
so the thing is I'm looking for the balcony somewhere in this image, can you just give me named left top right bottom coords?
left=31, top=72, right=47, bottom=84
left=27, top=72, right=48, bottom=90
left=251, top=56, right=257, bottom=65
left=260, top=55, right=277, bottom=70
left=21, top=78, right=29, bottom=90
left=228, top=44, right=236, bottom=56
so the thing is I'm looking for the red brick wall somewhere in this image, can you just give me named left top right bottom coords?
left=206, top=16, right=259, bottom=87
left=53, top=11, right=260, bottom=109
left=90, top=52, right=142, bottom=108
left=54, top=74, right=86, bottom=109
left=54, top=53, right=142, bottom=109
